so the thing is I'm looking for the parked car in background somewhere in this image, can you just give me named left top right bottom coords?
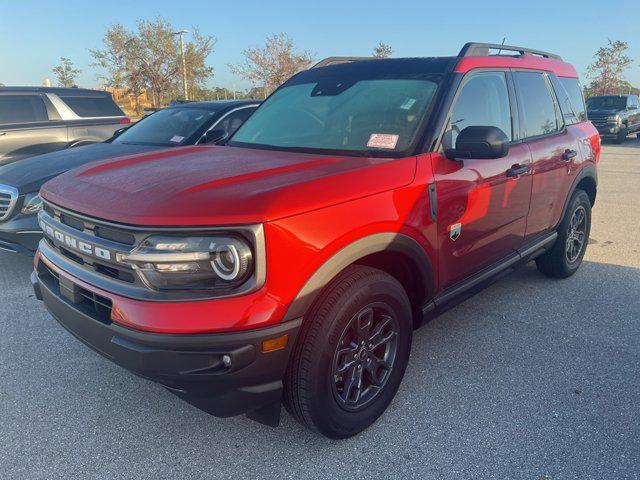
left=0, top=87, right=130, bottom=165
left=31, top=43, right=599, bottom=438
left=0, top=100, right=259, bottom=255
left=586, top=94, right=640, bottom=143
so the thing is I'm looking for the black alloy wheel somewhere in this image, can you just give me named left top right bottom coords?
left=331, top=303, right=399, bottom=411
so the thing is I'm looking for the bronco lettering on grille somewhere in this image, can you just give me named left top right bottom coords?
left=40, top=218, right=112, bottom=261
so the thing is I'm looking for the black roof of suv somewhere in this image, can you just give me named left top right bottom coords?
left=0, top=86, right=114, bottom=97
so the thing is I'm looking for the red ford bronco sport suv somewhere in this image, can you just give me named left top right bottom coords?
left=31, top=43, right=599, bottom=439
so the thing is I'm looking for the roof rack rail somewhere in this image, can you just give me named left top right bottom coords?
left=311, top=56, right=377, bottom=69
left=458, top=42, right=562, bottom=61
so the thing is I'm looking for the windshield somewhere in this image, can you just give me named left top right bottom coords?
left=586, top=96, right=627, bottom=110
left=229, top=76, right=440, bottom=156
left=112, top=108, right=217, bottom=146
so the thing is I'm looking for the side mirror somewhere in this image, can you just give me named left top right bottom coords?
left=445, top=126, right=509, bottom=160
left=204, top=129, right=228, bottom=144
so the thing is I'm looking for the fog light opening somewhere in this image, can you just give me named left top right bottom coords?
left=222, top=354, right=232, bottom=368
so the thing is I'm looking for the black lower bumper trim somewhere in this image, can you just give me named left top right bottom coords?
left=0, top=214, right=41, bottom=255
left=32, top=270, right=302, bottom=423
left=0, top=237, right=37, bottom=256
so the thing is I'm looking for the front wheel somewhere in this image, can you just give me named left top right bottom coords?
left=613, top=128, right=628, bottom=144
left=283, top=265, right=412, bottom=439
left=536, top=189, right=591, bottom=278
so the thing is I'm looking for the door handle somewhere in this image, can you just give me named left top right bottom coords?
left=562, top=149, right=577, bottom=161
left=506, top=164, right=530, bottom=178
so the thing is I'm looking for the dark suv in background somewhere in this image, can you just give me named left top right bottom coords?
left=586, top=94, right=640, bottom=143
left=0, top=87, right=129, bottom=165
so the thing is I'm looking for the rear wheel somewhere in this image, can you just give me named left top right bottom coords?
left=284, top=265, right=412, bottom=439
left=536, top=189, right=591, bottom=278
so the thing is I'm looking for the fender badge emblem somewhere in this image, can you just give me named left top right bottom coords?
left=449, top=223, right=462, bottom=241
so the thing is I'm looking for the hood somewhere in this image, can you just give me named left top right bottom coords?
left=0, top=143, right=159, bottom=193
left=41, top=145, right=417, bottom=226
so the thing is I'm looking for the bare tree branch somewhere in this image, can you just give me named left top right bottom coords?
left=229, top=33, right=314, bottom=97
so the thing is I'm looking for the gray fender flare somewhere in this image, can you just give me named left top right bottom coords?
left=282, top=232, right=434, bottom=322
left=555, top=163, right=597, bottom=230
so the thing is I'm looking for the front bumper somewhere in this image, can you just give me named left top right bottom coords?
left=0, top=213, right=41, bottom=255
left=32, top=259, right=302, bottom=425
left=592, top=123, right=623, bottom=138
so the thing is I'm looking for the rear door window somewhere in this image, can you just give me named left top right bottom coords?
left=0, top=95, right=48, bottom=125
left=514, top=72, right=559, bottom=138
left=58, top=95, right=124, bottom=117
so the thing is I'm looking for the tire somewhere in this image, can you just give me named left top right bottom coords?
left=613, top=128, right=628, bottom=144
left=284, top=265, right=412, bottom=439
left=536, top=189, right=591, bottom=278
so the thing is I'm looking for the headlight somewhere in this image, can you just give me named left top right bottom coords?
left=116, top=235, right=254, bottom=292
left=21, top=193, right=43, bottom=215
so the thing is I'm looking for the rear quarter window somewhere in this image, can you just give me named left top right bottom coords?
left=59, top=95, right=124, bottom=118
left=556, top=77, right=587, bottom=124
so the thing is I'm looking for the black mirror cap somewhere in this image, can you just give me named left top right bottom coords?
left=446, top=125, right=509, bottom=160
left=205, top=128, right=228, bottom=144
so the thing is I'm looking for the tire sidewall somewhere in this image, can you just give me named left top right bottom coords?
left=304, top=274, right=412, bottom=438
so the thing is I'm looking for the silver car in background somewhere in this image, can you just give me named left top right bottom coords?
left=0, top=86, right=130, bottom=166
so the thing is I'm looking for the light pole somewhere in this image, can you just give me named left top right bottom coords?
left=173, top=30, right=189, bottom=100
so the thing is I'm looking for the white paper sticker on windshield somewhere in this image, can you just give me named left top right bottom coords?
left=400, top=98, right=417, bottom=110
left=170, top=135, right=184, bottom=143
left=367, top=133, right=399, bottom=149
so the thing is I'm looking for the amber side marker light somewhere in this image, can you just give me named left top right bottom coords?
left=262, top=334, right=289, bottom=353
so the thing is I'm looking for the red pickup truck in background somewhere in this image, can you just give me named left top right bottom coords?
left=32, top=43, right=599, bottom=438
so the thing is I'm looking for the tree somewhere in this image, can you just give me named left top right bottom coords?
left=230, top=33, right=314, bottom=97
left=586, top=39, right=633, bottom=96
left=91, top=23, right=151, bottom=114
left=372, top=41, right=393, bottom=58
left=90, top=18, right=215, bottom=110
left=175, top=29, right=215, bottom=99
left=52, top=57, right=81, bottom=87
left=584, top=80, right=639, bottom=99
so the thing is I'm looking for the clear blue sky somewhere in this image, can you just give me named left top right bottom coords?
left=0, top=0, right=638, bottom=90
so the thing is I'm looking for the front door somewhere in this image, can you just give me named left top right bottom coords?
left=433, top=71, right=532, bottom=289
left=627, top=95, right=640, bottom=131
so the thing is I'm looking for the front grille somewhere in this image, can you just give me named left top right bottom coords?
left=0, top=185, right=18, bottom=221
left=41, top=200, right=140, bottom=286
left=57, top=209, right=136, bottom=245
left=587, top=113, right=612, bottom=125
left=38, top=260, right=113, bottom=324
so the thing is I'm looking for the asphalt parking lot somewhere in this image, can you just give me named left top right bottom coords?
left=1, top=142, right=639, bottom=479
